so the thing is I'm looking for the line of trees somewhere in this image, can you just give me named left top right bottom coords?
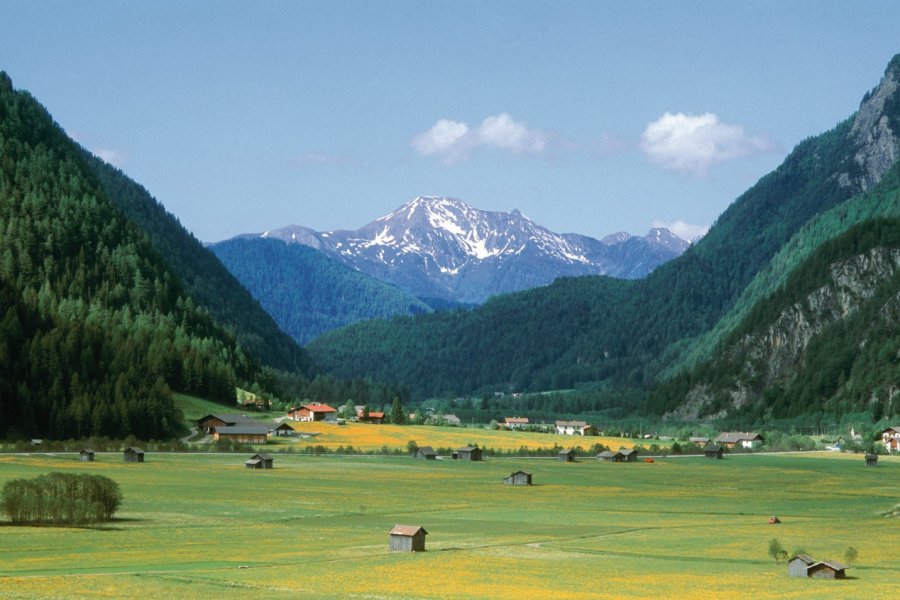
left=1, top=472, right=122, bottom=525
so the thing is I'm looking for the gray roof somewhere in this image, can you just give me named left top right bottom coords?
left=124, top=446, right=144, bottom=454
left=715, top=432, right=761, bottom=443
left=789, top=554, right=815, bottom=565
left=619, top=448, right=637, bottom=455
left=811, top=560, right=848, bottom=571
left=597, top=450, right=619, bottom=458
left=703, top=443, right=723, bottom=452
left=216, top=425, right=270, bottom=435
left=389, top=524, right=428, bottom=536
left=417, top=446, right=436, bottom=455
left=199, top=413, right=258, bottom=425
left=556, top=420, right=588, bottom=427
left=250, top=453, right=273, bottom=460
left=457, top=446, right=480, bottom=452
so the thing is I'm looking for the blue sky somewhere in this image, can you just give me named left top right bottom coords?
left=2, top=1, right=898, bottom=242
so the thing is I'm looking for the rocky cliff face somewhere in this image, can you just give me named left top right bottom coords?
left=670, top=247, right=900, bottom=420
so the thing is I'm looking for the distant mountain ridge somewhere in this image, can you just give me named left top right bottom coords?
left=233, top=196, right=689, bottom=303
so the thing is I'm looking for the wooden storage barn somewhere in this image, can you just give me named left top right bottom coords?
left=415, top=446, right=437, bottom=460
left=865, top=453, right=878, bottom=466
left=389, top=525, right=427, bottom=552
left=214, top=425, right=269, bottom=444
left=79, top=449, right=95, bottom=462
left=124, top=447, right=144, bottom=463
left=558, top=448, right=575, bottom=462
left=597, top=450, right=623, bottom=462
left=455, top=446, right=482, bottom=461
left=619, top=448, right=638, bottom=462
left=246, top=453, right=273, bottom=469
left=272, top=422, right=295, bottom=437
left=703, top=443, right=724, bottom=459
left=197, top=413, right=257, bottom=434
left=807, top=560, right=848, bottom=579
left=788, top=554, right=815, bottom=577
left=503, top=471, right=532, bottom=485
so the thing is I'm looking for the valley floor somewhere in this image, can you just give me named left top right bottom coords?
left=0, top=452, right=896, bottom=599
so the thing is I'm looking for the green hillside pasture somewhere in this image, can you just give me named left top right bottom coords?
left=0, top=452, right=896, bottom=599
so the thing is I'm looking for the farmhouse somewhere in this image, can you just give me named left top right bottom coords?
left=245, top=453, right=274, bottom=469
left=865, top=453, right=878, bottom=466
left=714, top=432, right=763, bottom=449
left=555, top=420, right=590, bottom=436
left=197, top=413, right=257, bottom=434
left=455, top=446, right=483, bottom=461
left=214, top=425, right=270, bottom=444
left=288, top=403, right=337, bottom=422
left=788, top=554, right=816, bottom=577
left=272, top=422, right=295, bottom=437
left=597, top=450, right=623, bottom=462
left=505, top=417, right=529, bottom=430
left=503, top=471, right=532, bottom=485
left=356, top=409, right=385, bottom=424
left=79, top=449, right=95, bottom=462
left=415, top=446, right=437, bottom=460
left=881, top=426, right=900, bottom=451
left=389, top=524, right=427, bottom=552
left=558, top=448, right=575, bottom=462
left=619, top=448, right=638, bottom=462
left=703, top=443, right=724, bottom=459
left=124, top=447, right=144, bottom=463
left=807, top=560, right=848, bottom=579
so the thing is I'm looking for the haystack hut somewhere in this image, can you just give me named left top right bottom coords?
left=389, top=525, right=427, bottom=552
left=503, top=471, right=532, bottom=485
left=703, top=443, right=724, bottom=459
left=456, top=446, right=482, bottom=461
left=596, top=450, right=622, bottom=462
left=807, top=560, right=848, bottom=579
left=788, top=554, right=815, bottom=577
left=620, top=448, right=638, bottom=462
left=79, top=449, right=95, bottom=462
left=415, top=446, right=437, bottom=460
left=123, top=447, right=145, bottom=463
left=248, top=453, right=273, bottom=469
left=865, top=453, right=878, bottom=466
left=558, top=448, right=575, bottom=462
left=273, top=422, right=295, bottom=437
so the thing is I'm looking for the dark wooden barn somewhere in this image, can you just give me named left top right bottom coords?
left=619, top=448, right=638, bottom=462
left=558, top=449, right=575, bottom=462
left=703, top=443, right=724, bottom=459
left=503, top=471, right=532, bottom=485
left=389, top=524, right=428, bottom=552
left=865, top=453, right=878, bottom=466
left=124, top=447, right=145, bottom=463
left=596, top=450, right=622, bottom=462
left=788, top=554, right=815, bottom=577
left=455, top=446, right=482, bottom=461
left=273, top=422, right=295, bottom=437
left=807, top=560, right=848, bottom=579
left=79, top=449, right=95, bottom=462
left=415, top=446, right=437, bottom=460
left=214, top=425, right=270, bottom=444
left=246, top=453, right=274, bottom=469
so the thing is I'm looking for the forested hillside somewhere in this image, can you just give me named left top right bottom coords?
left=650, top=218, right=900, bottom=422
left=0, top=72, right=256, bottom=439
left=308, top=54, right=900, bottom=402
left=210, top=237, right=431, bottom=344
left=82, top=154, right=314, bottom=374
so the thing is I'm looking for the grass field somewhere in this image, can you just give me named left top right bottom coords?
left=1, top=451, right=896, bottom=599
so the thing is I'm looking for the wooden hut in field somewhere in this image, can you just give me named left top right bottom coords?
left=273, top=422, right=295, bottom=437
left=865, top=453, right=878, bottom=466
left=389, top=525, right=427, bottom=552
left=79, top=449, right=95, bottom=462
left=558, top=448, right=575, bottom=462
left=246, top=453, right=273, bottom=469
left=455, top=446, right=483, bottom=461
left=619, top=448, right=638, bottom=462
left=807, top=560, right=848, bottom=579
left=124, top=447, right=145, bottom=463
left=788, top=554, right=815, bottom=577
left=597, top=450, right=622, bottom=462
left=503, top=471, right=532, bottom=486
left=703, top=443, right=724, bottom=459
left=415, top=446, right=437, bottom=460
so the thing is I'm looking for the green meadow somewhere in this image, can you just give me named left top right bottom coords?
left=0, top=451, right=897, bottom=599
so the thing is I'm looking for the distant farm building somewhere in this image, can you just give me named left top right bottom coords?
left=619, top=448, right=638, bottom=462
left=689, top=436, right=710, bottom=445
left=79, top=449, right=95, bottom=462
left=714, top=432, right=763, bottom=449
left=865, top=453, right=879, bottom=466
left=503, top=471, right=532, bottom=485
left=288, top=403, right=337, bottom=422
left=245, top=453, right=274, bottom=469
left=124, top=447, right=144, bottom=463
left=197, top=413, right=257, bottom=434
left=555, top=420, right=590, bottom=436
left=389, top=525, right=427, bottom=552
left=215, top=425, right=269, bottom=444
left=597, top=450, right=623, bottom=462
left=272, top=422, right=295, bottom=437
left=505, top=417, right=529, bottom=430
left=455, top=446, right=483, bottom=461
left=441, top=414, right=462, bottom=426
left=881, top=426, right=900, bottom=451
left=703, top=443, right=724, bottom=459
left=807, top=560, right=848, bottom=579
left=356, top=409, right=385, bottom=424
left=415, top=446, right=437, bottom=460
left=788, top=554, right=816, bottom=577
left=558, top=448, right=576, bottom=462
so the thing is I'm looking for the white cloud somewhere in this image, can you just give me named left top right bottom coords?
left=651, top=218, right=709, bottom=242
left=412, top=113, right=549, bottom=164
left=96, top=148, right=128, bottom=167
left=640, top=112, right=775, bottom=177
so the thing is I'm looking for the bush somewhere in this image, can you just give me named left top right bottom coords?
left=1, top=472, right=122, bottom=525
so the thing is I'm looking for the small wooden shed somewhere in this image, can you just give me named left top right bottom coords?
left=273, top=422, right=295, bottom=437
left=620, top=448, right=638, bottom=462
left=788, top=554, right=815, bottom=577
left=124, top=447, right=145, bottom=463
left=865, top=453, right=878, bottom=466
left=807, top=560, right=848, bottom=579
left=456, top=446, right=482, bottom=461
left=503, top=471, right=532, bottom=485
left=79, top=449, right=95, bottom=462
left=597, top=450, right=622, bottom=462
left=246, top=453, right=273, bottom=469
left=389, top=524, right=427, bottom=552
left=558, top=448, right=576, bottom=462
left=415, top=446, right=437, bottom=460
left=703, top=443, right=724, bottom=459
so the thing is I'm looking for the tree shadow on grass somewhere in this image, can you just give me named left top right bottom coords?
left=0, top=516, right=149, bottom=531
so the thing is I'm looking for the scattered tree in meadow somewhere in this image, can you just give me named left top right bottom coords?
left=844, top=545, right=858, bottom=566
left=768, top=538, right=787, bottom=563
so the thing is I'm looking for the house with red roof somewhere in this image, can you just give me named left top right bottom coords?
left=288, top=403, right=337, bottom=422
